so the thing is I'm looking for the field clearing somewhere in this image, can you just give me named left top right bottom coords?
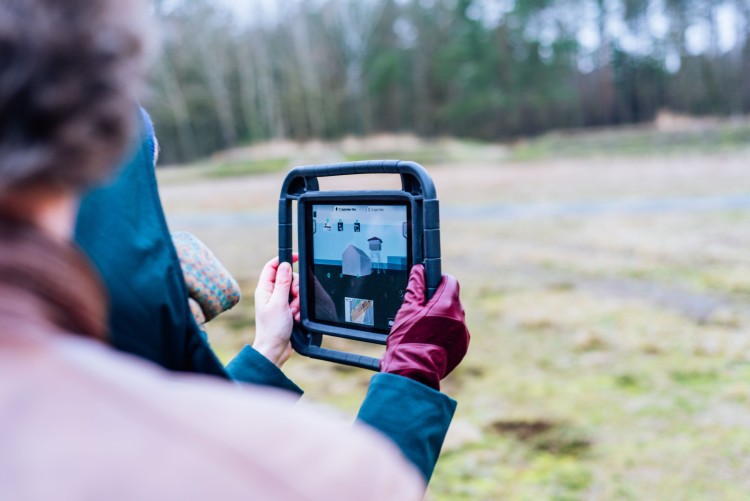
left=160, top=138, right=750, bottom=500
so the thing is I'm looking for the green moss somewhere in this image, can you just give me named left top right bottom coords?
left=670, top=369, right=719, bottom=386
left=613, top=373, right=649, bottom=392
left=511, top=123, right=750, bottom=161
left=206, top=158, right=290, bottom=178
left=343, top=150, right=445, bottom=165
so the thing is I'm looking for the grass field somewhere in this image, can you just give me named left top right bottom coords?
left=159, top=121, right=750, bottom=500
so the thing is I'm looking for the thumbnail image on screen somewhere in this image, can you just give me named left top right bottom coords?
left=309, top=203, right=409, bottom=332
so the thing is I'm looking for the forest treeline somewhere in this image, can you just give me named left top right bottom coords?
left=147, top=0, right=750, bottom=164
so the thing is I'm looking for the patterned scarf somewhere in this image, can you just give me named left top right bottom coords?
left=0, top=221, right=108, bottom=341
left=171, top=231, right=241, bottom=324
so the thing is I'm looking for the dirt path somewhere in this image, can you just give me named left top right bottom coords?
left=161, top=150, right=750, bottom=222
left=166, top=192, right=750, bottom=228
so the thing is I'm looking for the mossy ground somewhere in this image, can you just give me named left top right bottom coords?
left=160, top=125, right=750, bottom=500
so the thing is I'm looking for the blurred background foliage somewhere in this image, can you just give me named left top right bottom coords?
left=148, top=0, right=750, bottom=164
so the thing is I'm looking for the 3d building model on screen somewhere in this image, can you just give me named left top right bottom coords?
left=311, top=204, right=409, bottom=330
left=342, top=244, right=372, bottom=277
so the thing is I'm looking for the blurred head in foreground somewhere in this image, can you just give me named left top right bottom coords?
left=0, top=0, right=152, bottom=233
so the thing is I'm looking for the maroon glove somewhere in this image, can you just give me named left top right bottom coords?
left=380, top=265, right=470, bottom=391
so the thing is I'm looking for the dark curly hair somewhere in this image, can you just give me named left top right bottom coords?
left=0, top=0, right=153, bottom=197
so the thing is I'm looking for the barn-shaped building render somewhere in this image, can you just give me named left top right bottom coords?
left=342, top=244, right=372, bottom=277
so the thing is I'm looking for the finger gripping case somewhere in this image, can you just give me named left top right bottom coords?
left=279, top=161, right=441, bottom=371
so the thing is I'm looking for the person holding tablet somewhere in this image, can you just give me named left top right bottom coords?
left=68, top=3, right=470, bottom=492
left=0, top=0, right=471, bottom=498
left=76, top=103, right=469, bottom=484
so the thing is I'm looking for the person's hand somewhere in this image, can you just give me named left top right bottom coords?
left=254, top=256, right=300, bottom=368
left=380, top=265, right=470, bottom=391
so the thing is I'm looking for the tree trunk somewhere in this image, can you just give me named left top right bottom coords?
left=155, top=57, right=196, bottom=161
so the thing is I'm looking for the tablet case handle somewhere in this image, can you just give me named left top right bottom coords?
left=279, top=160, right=441, bottom=371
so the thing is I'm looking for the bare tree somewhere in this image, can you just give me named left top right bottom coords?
left=154, top=57, right=197, bottom=160
left=290, top=2, right=328, bottom=138
left=235, top=31, right=265, bottom=142
left=327, top=0, right=387, bottom=134
left=251, top=27, right=287, bottom=139
left=186, top=1, right=238, bottom=146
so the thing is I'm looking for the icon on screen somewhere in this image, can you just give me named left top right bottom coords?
left=345, top=297, right=374, bottom=326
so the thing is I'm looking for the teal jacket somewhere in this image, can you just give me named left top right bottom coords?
left=75, top=109, right=455, bottom=482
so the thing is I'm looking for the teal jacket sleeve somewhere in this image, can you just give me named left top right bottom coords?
left=226, top=346, right=303, bottom=396
left=357, top=373, right=456, bottom=483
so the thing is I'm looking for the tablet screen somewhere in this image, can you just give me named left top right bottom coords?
left=307, top=203, right=411, bottom=333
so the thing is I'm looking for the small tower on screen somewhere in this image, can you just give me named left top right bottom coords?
left=368, top=237, right=383, bottom=274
